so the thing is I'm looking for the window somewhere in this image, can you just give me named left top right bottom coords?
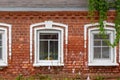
left=39, top=32, right=59, bottom=60
left=84, top=21, right=118, bottom=66
left=30, top=21, right=68, bottom=66
left=0, top=23, right=12, bottom=67
left=37, top=30, right=61, bottom=64
left=34, top=30, right=63, bottom=66
left=0, top=29, right=7, bottom=67
left=92, top=33, right=110, bottom=59
left=88, top=29, right=118, bottom=66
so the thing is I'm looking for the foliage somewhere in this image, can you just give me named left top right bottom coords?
left=16, top=74, right=23, bottom=80
left=95, top=76, right=104, bottom=80
left=1, top=74, right=120, bottom=80
left=117, top=77, right=120, bottom=80
left=34, top=74, right=51, bottom=80
left=15, top=74, right=76, bottom=80
left=88, top=0, right=120, bottom=47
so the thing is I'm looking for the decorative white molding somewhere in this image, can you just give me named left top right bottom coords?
left=88, top=28, right=117, bottom=66
left=84, top=23, right=99, bottom=48
left=30, top=21, right=68, bottom=64
left=84, top=21, right=118, bottom=66
left=45, top=21, right=52, bottom=28
left=30, top=21, right=68, bottom=44
left=0, top=23, right=12, bottom=60
left=84, top=21, right=115, bottom=48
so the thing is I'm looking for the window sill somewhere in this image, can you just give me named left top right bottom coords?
left=33, top=62, right=64, bottom=67
left=88, top=62, right=119, bottom=66
left=0, top=62, right=8, bottom=67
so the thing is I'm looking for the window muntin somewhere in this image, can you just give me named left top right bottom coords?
left=90, top=30, right=115, bottom=63
left=84, top=22, right=118, bottom=66
left=93, top=34, right=111, bottom=59
left=37, top=30, right=61, bottom=63
left=39, top=33, right=59, bottom=60
left=40, top=33, right=58, bottom=39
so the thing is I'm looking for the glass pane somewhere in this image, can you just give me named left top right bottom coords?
left=94, top=41, right=101, bottom=46
left=0, top=41, right=2, bottom=46
left=0, top=34, right=2, bottom=46
left=94, top=47, right=101, bottom=59
left=0, top=34, right=2, bottom=40
left=94, top=34, right=103, bottom=39
left=50, top=41, right=58, bottom=60
left=40, top=33, right=58, bottom=39
left=102, top=40, right=109, bottom=46
left=94, top=34, right=109, bottom=39
left=0, top=48, right=2, bottom=59
left=39, top=41, right=48, bottom=60
left=103, top=35, right=109, bottom=39
left=102, top=47, right=110, bottom=58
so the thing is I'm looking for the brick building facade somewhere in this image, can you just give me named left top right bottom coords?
left=0, top=0, right=118, bottom=78
left=0, top=11, right=119, bottom=78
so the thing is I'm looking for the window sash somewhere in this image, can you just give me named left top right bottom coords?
left=90, top=31, right=114, bottom=62
left=37, top=31, right=60, bottom=62
left=93, top=46, right=111, bottom=59
left=93, top=34, right=110, bottom=59
left=39, top=40, right=58, bottom=60
left=0, top=33, right=3, bottom=60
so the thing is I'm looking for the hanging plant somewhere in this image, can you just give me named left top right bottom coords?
left=114, top=0, right=120, bottom=46
left=88, top=0, right=120, bottom=47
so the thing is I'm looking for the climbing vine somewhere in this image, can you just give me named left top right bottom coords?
left=88, top=0, right=120, bottom=47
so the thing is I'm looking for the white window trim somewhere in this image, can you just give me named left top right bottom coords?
left=84, top=21, right=118, bottom=66
left=84, top=21, right=115, bottom=48
left=30, top=21, right=68, bottom=66
left=34, top=30, right=63, bottom=66
left=89, top=29, right=118, bottom=66
left=37, top=31, right=60, bottom=63
left=0, top=23, right=12, bottom=67
left=0, top=29, right=7, bottom=67
left=34, top=28, right=64, bottom=66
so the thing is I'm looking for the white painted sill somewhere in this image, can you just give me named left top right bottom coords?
left=0, top=62, right=8, bottom=67
left=33, top=62, right=64, bottom=67
left=88, top=62, right=119, bottom=66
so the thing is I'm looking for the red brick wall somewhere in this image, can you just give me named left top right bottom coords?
left=0, top=11, right=119, bottom=78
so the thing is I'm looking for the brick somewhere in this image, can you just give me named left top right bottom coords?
left=0, top=11, right=118, bottom=78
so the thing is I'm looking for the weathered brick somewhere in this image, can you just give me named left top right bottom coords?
left=0, top=11, right=118, bottom=78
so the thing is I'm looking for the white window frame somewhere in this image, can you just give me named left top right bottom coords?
left=0, top=28, right=7, bottom=67
left=36, top=30, right=62, bottom=66
left=0, top=23, right=12, bottom=67
left=34, top=28, right=63, bottom=66
left=90, top=30, right=113, bottom=63
left=84, top=21, right=118, bottom=66
left=30, top=21, right=68, bottom=67
left=88, top=28, right=118, bottom=66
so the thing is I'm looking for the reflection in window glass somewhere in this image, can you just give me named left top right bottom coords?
left=39, top=33, right=58, bottom=60
left=93, top=34, right=110, bottom=59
